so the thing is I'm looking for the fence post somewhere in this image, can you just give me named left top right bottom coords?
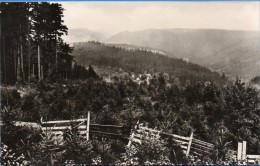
left=86, top=111, right=90, bottom=141
left=127, top=120, right=139, bottom=147
left=237, top=142, right=242, bottom=162
left=186, top=131, right=193, bottom=157
left=242, top=141, right=247, bottom=162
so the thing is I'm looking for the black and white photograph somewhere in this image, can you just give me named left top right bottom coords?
left=0, top=1, right=260, bottom=165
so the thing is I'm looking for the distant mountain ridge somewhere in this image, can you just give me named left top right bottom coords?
left=107, top=28, right=260, bottom=80
left=105, top=43, right=167, bottom=56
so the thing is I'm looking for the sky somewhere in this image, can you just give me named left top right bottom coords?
left=61, top=1, right=259, bottom=37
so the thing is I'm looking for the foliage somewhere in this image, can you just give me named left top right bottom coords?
left=30, top=132, right=64, bottom=164
left=1, top=75, right=260, bottom=163
left=1, top=106, right=42, bottom=164
left=211, top=122, right=233, bottom=162
left=92, top=138, right=123, bottom=164
left=1, top=143, right=27, bottom=165
left=224, top=79, right=260, bottom=154
left=165, top=137, right=188, bottom=164
left=1, top=107, right=42, bottom=149
left=120, top=129, right=170, bottom=165
left=62, top=124, right=94, bottom=164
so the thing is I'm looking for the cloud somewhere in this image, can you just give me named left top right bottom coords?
left=61, top=2, right=259, bottom=36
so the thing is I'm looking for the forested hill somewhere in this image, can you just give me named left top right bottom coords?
left=107, top=29, right=260, bottom=80
left=73, top=41, right=227, bottom=85
left=251, top=76, right=260, bottom=89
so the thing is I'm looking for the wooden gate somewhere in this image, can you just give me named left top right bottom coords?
left=40, top=111, right=90, bottom=140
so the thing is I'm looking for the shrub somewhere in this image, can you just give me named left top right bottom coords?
left=119, top=128, right=170, bottom=165
left=62, top=124, right=94, bottom=164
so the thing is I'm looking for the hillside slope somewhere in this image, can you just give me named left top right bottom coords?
left=107, top=29, right=260, bottom=80
left=72, top=41, right=227, bottom=85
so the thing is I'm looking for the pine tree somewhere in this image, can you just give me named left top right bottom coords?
left=224, top=79, right=260, bottom=153
left=88, top=65, right=99, bottom=78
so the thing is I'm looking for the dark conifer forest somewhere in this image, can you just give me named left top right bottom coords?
left=1, top=2, right=91, bottom=84
left=73, top=41, right=228, bottom=85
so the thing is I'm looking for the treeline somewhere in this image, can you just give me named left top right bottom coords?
left=0, top=2, right=91, bottom=84
left=251, top=76, right=260, bottom=85
left=73, top=41, right=228, bottom=86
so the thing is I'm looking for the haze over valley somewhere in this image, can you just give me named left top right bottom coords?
left=65, top=27, right=260, bottom=80
left=62, top=2, right=260, bottom=80
left=107, top=28, right=260, bottom=80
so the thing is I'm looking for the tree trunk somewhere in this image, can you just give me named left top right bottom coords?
left=50, top=153, right=54, bottom=166
left=41, top=65, right=43, bottom=80
left=49, top=62, right=51, bottom=74
left=27, top=17, right=31, bottom=83
left=17, top=56, right=21, bottom=82
left=32, top=64, right=34, bottom=77
left=3, top=35, right=6, bottom=83
left=1, top=13, right=6, bottom=84
left=55, top=33, right=58, bottom=69
left=27, top=39, right=31, bottom=83
left=38, top=44, right=41, bottom=81
left=14, top=38, right=17, bottom=84
left=20, top=37, right=25, bottom=83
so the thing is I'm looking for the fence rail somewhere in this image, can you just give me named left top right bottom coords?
left=247, top=155, right=260, bottom=164
left=90, top=124, right=123, bottom=128
left=128, top=122, right=214, bottom=157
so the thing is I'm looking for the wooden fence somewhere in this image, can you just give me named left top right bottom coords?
left=128, top=122, right=214, bottom=157
left=14, top=118, right=214, bottom=157
left=41, top=118, right=89, bottom=136
left=40, top=111, right=129, bottom=142
left=41, top=111, right=90, bottom=140
left=13, top=115, right=260, bottom=162
left=236, top=141, right=260, bottom=164
left=90, top=123, right=130, bottom=141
